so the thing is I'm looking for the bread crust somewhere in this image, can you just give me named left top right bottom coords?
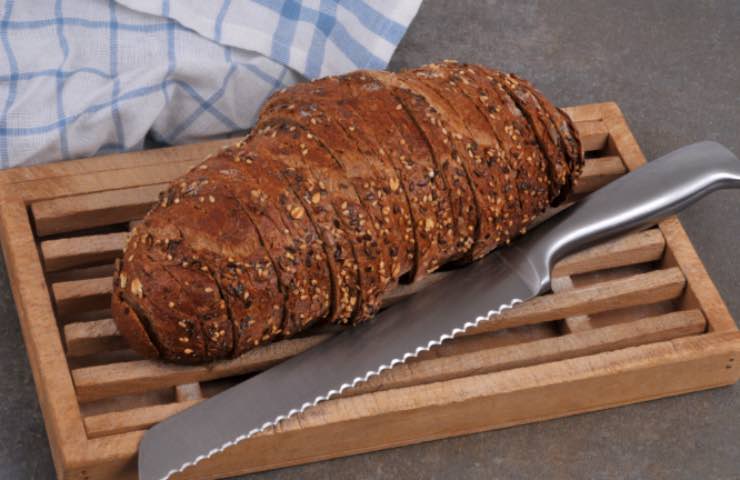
left=260, top=79, right=401, bottom=320
left=112, top=64, right=584, bottom=363
left=246, top=122, right=360, bottom=324
left=367, top=70, right=463, bottom=276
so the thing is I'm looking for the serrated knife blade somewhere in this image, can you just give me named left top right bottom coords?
left=139, top=141, right=740, bottom=480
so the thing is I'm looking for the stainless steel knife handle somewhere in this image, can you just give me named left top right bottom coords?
left=515, top=141, right=740, bottom=294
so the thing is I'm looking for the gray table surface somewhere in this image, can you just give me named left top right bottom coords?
left=2, top=1, right=739, bottom=479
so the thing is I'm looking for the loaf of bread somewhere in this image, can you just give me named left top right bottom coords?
left=112, top=61, right=583, bottom=364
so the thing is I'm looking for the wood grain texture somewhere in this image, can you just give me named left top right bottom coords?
left=551, top=275, right=594, bottom=333
left=84, top=401, right=199, bottom=440
left=52, top=277, right=112, bottom=318
left=175, top=383, right=204, bottom=402
left=561, top=103, right=608, bottom=123
left=72, top=334, right=333, bottom=402
left=572, top=155, right=625, bottom=194
left=32, top=184, right=166, bottom=236
left=42, top=232, right=129, bottom=272
left=0, top=137, right=235, bottom=186
left=573, top=119, right=608, bottom=151
left=64, top=319, right=127, bottom=358
left=0, top=202, right=88, bottom=477
left=551, top=228, right=665, bottom=278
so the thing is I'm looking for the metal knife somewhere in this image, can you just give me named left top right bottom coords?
left=139, top=141, right=740, bottom=480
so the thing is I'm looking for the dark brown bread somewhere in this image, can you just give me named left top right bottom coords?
left=259, top=79, right=403, bottom=319
left=248, top=121, right=363, bottom=324
left=268, top=121, right=384, bottom=322
left=372, top=71, right=476, bottom=264
left=333, top=73, right=417, bottom=282
left=345, top=73, right=454, bottom=279
left=403, top=64, right=522, bottom=259
left=214, top=146, right=331, bottom=337
left=457, top=64, right=554, bottom=234
left=413, top=63, right=524, bottom=253
left=112, top=62, right=583, bottom=363
left=503, top=72, right=583, bottom=199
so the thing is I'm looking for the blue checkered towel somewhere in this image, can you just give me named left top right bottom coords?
left=0, top=0, right=422, bottom=168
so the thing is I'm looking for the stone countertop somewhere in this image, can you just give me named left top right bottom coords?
left=1, top=0, right=738, bottom=478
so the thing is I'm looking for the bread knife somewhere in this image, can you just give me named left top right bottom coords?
left=139, top=141, right=740, bottom=480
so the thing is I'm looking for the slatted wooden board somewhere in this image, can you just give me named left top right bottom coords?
left=0, top=102, right=738, bottom=480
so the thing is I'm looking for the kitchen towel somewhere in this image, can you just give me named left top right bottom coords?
left=0, top=0, right=422, bottom=168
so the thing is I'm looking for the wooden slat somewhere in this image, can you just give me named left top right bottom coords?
left=72, top=334, right=333, bottom=402
left=464, top=267, right=686, bottom=336
left=41, top=232, right=128, bottom=272
left=575, top=119, right=609, bottom=151
left=47, top=263, right=116, bottom=283
left=70, top=267, right=686, bottom=401
left=572, top=156, right=626, bottom=194
left=11, top=161, right=195, bottom=203
left=84, top=401, right=198, bottom=439
left=551, top=276, right=593, bottom=333
left=80, top=309, right=706, bottom=439
left=552, top=228, right=665, bottom=278
left=63, top=318, right=340, bottom=358
left=562, top=102, right=608, bottom=123
left=0, top=137, right=235, bottom=185
left=52, top=278, right=112, bottom=318
left=64, top=319, right=127, bottom=358
left=0, top=202, right=89, bottom=475
left=32, top=183, right=165, bottom=236
left=83, top=381, right=204, bottom=438
left=175, top=383, right=204, bottom=402
left=421, top=324, right=557, bottom=360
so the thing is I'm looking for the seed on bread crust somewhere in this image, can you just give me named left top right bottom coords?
left=130, top=278, right=143, bottom=298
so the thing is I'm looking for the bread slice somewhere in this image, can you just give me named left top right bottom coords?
left=368, top=71, right=465, bottom=275
left=246, top=122, right=360, bottom=324
left=505, top=73, right=583, bottom=199
left=258, top=89, right=389, bottom=322
left=334, top=73, right=442, bottom=280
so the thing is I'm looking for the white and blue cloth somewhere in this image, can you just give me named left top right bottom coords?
left=0, top=0, right=422, bottom=168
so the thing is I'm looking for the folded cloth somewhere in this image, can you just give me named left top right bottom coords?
left=0, top=0, right=422, bottom=168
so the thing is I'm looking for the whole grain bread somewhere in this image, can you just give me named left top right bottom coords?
left=112, top=62, right=583, bottom=363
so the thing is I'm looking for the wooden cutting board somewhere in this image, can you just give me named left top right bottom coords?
left=0, top=102, right=737, bottom=480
